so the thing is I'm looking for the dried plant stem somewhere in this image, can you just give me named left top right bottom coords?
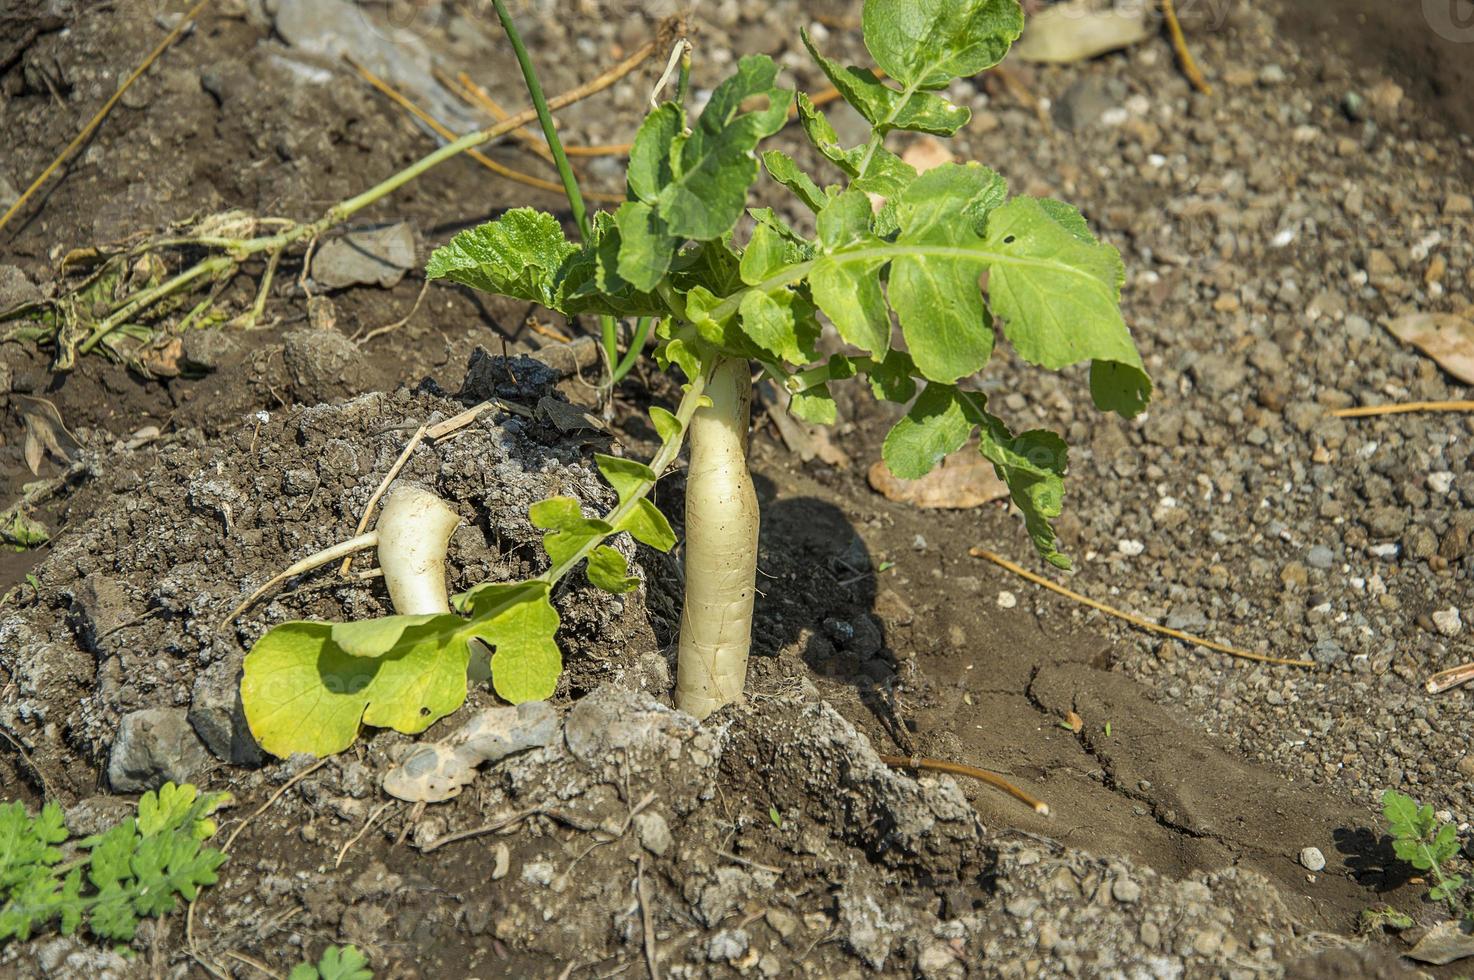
left=970, top=547, right=1316, bottom=668
left=1162, top=0, right=1212, bottom=95
left=1333, top=401, right=1474, bottom=418
left=880, top=754, right=1050, bottom=816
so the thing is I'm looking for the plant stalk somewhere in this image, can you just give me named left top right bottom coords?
left=675, top=357, right=759, bottom=720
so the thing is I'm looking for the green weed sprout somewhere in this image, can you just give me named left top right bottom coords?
left=0, top=782, right=229, bottom=944
left=1383, top=789, right=1470, bottom=920
left=238, top=0, right=1149, bottom=754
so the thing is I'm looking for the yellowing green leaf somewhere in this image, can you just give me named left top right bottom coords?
left=240, top=619, right=471, bottom=758
left=426, top=209, right=577, bottom=309
left=461, top=581, right=561, bottom=703
left=739, top=288, right=817, bottom=366
left=762, top=150, right=828, bottom=213
left=977, top=412, right=1070, bottom=569
left=648, top=405, right=682, bottom=444
left=613, top=201, right=678, bottom=291
left=801, top=28, right=970, bottom=135
left=811, top=189, right=890, bottom=355
left=617, top=498, right=677, bottom=552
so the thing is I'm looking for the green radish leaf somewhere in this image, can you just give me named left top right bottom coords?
left=749, top=207, right=817, bottom=260
left=596, top=454, right=658, bottom=503
left=614, top=201, right=678, bottom=291
left=890, top=163, right=1008, bottom=383
left=461, top=581, right=561, bottom=703
left=865, top=350, right=919, bottom=403
left=617, top=498, right=677, bottom=552
left=762, top=150, right=828, bottom=213
left=656, top=55, right=793, bottom=240
left=657, top=336, right=702, bottom=383
left=1382, top=791, right=1419, bottom=839
left=530, top=496, right=614, bottom=568
left=861, top=0, right=1024, bottom=90
left=332, top=613, right=450, bottom=658
left=627, top=102, right=683, bottom=203
left=240, top=619, right=471, bottom=758
left=739, top=288, right=818, bottom=365
left=790, top=384, right=837, bottom=425
left=881, top=383, right=976, bottom=479
left=801, top=29, right=969, bottom=135
left=649, top=405, right=682, bottom=444
left=811, top=189, right=890, bottom=355
left=426, top=209, right=577, bottom=309
left=587, top=545, right=640, bottom=593
left=565, top=211, right=669, bottom=317
left=982, top=196, right=1148, bottom=409
left=977, top=412, right=1070, bottom=569
left=740, top=222, right=790, bottom=286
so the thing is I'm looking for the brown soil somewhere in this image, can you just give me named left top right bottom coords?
left=2, top=0, right=1467, bottom=977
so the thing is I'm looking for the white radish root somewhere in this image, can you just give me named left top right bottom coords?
left=220, top=483, right=460, bottom=628
left=675, top=358, right=760, bottom=720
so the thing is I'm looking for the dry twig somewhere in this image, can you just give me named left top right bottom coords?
left=1333, top=401, right=1474, bottom=418
left=1162, top=0, right=1212, bottom=94
left=970, top=547, right=1316, bottom=668
left=880, top=754, right=1050, bottom=816
left=345, top=55, right=622, bottom=202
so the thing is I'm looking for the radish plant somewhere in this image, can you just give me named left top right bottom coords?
left=238, top=0, right=1149, bottom=755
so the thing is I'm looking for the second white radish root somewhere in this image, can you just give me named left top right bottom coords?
left=675, top=358, right=760, bottom=720
left=376, top=484, right=461, bottom=615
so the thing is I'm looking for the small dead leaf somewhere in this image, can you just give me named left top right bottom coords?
left=868, top=450, right=1009, bottom=509
left=536, top=395, right=607, bottom=434
left=140, top=336, right=184, bottom=377
left=1063, top=710, right=1084, bottom=734
left=1383, top=312, right=1474, bottom=385
left=901, top=136, right=957, bottom=173
left=1013, top=0, right=1153, bottom=63
left=13, top=395, right=81, bottom=476
left=1407, top=920, right=1474, bottom=965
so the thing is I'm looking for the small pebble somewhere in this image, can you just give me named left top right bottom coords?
left=1299, top=846, right=1326, bottom=872
left=996, top=591, right=1017, bottom=609
left=1432, top=608, right=1463, bottom=637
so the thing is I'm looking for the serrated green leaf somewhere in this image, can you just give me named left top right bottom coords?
left=241, top=619, right=470, bottom=757
left=85, top=823, right=137, bottom=893
left=790, top=384, right=837, bottom=425
left=460, top=581, right=561, bottom=704
left=882, top=384, right=975, bottom=479
left=649, top=406, right=682, bottom=444
left=811, top=189, right=890, bottom=355
left=426, top=209, right=578, bottom=309
left=982, top=197, right=1146, bottom=408
left=656, top=55, right=793, bottom=241
left=566, top=210, right=670, bottom=317
left=1433, top=821, right=1461, bottom=863
left=977, top=412, right=1071, bottom=569
left=890, top=164, right=1007, bottom=382
left=617, top=498, right=677, bottom=552
left=748, top=208, right=817, bottom=261
left=627, top=103, right=684, bottom=203
left=801, top=29, right=970, bottom=135
left=861, top=0, right=1024, bottom=90
left=316, top=945, right=374, bottom=980
left=1383, top=790, right=1420, bottom=837
left=762, top=150, right=828, bottom=213
left=614, top=201, right=678, bottom=291
left=739, top=288, right=817, bottom=366
left=852, top=148, right=918, bottom=201
left=1392, top=838, right=1432, bottom=869
left=587, top=546, right=640, bottom=593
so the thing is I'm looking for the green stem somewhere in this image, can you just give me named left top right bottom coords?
left=488, top=0, right=589, bottom=238
left=610, top=316, right=655, bottom=384
left=540, top=361, right=711, bottom=586
left=853, top=77, right=923, bottom=177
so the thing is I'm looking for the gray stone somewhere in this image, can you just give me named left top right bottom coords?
left=0, top=265, right=42, bottom=312
left=1306, top=545, right=1334, bottom=569
left=1053, top=76, right=1121, bottom=131
left=1190, top=352, right=1249, bottom=398
left=1165, top=604, right=1208, bottom=632
left=311, top=222, right=417, bottom=289
left=1298, top=846, right=1326, bottom=871
left=189, top=657, right=265, bottom=766
left=108, top=708, right=211, bottom=792
left=634, top=810, right=672, bottom=857
left=1311, top=639, right=1347, bottom=665
left=180, top=329, right=240, bottom=372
